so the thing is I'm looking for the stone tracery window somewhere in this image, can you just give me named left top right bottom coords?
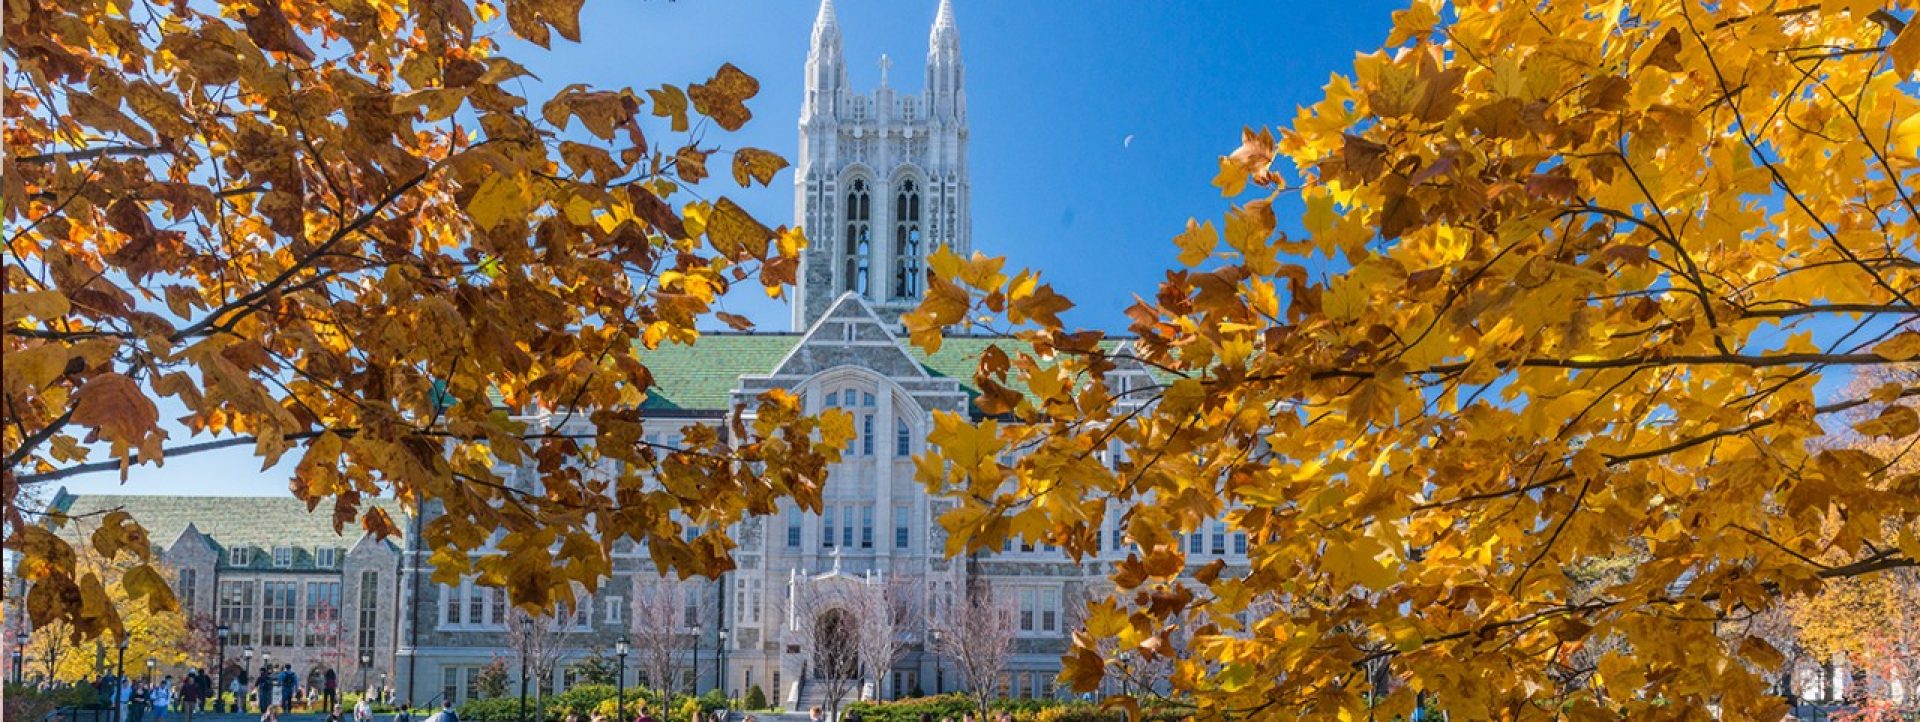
left=892, top=179, right=923, bottom=299
left=843, top=178, right=872, bottom=296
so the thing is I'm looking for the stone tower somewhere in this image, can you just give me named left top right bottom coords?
left=793, top=0, right=971, bottom=330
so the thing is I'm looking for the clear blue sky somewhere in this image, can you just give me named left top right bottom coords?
left=56, top=0, right=1412, bottom=497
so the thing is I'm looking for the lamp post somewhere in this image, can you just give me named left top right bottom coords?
left=360, top=652, right=372, bottom=698
left=242, top=648, right=254, bottom=714
left=517, top=650, right=529, bottom=722
left=12, top=631, right=26, bottom=685
left=262, top=651, right=273, bottom=713
left=215, top=625, right=230, bottom=713
left=146, top=658, right=156, bottom=684
left=614, top=637, right=629, bottom=722
left=692, top=624, right=703, bottom=699
left=716, top=630, right=728, bottom=700
left=114, top=636, right=129, bottom=722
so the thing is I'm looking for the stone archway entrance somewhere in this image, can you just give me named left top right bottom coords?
left=811, top=607, right=861, bottom=680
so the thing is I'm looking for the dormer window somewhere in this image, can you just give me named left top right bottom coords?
left=273, top=546, right=293, bottom=568
left=316, top=548, right=339, bottom=569
left=229, top=547, right=251, bottom=567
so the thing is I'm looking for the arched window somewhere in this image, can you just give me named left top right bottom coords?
left=828, top=385, right=876, bottom=456
left=843, top=179, right=872, bottom=296
left=892, top=179, right=923, bottom=299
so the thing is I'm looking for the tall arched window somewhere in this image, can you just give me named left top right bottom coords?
left=843, top=179, right=872, bottom=296
left=892, top=179, right=923, bottom=299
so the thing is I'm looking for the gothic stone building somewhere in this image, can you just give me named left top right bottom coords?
left=399, top=0, right=1251, bottom=709
left=47, top=491, right=409, bottom=692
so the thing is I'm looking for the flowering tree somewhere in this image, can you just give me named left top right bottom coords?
left=930, top=582, right=1015, bottom=716
left=850, top=577, right=921, bottom=701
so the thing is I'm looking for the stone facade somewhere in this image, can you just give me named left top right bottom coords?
left=47, top=492, right=408, bottom=694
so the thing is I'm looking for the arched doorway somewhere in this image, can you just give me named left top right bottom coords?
left=811, top=608, right=860, bottom=680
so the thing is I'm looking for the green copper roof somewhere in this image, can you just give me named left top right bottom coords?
left=635, top=333, right=801, bottom=411
left=48, top=490, right=408, bottom=569
left=631, top=332, right=1140, bottom=414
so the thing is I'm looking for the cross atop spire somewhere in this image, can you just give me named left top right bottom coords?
left=879, top=54, right=893, bottom=86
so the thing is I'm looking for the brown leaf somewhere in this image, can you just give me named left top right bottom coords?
left=625, top=185, right=687, bottom=240
left=240, top=0, right=315, bottom=62
left=688, top=63, right=759, bottom=131
left=71, top=372, right=159, bottom=450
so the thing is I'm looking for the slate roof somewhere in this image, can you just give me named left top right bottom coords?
left=632, top=332, right=1142, bottom=414
left=48, top=490, right=408, bottom=570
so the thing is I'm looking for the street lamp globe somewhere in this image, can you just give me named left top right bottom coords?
left=615, top=637, right=629, bottom=657
left=216, top=625, right=230, bottom=642
left=118, top=636, right=130, bottom=650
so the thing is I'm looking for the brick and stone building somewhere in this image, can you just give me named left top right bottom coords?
left=47, top=491, right=409, bottom=694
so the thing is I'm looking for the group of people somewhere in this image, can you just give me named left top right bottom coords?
left=242, top=663, right=338, bottom=714
left=83, top=669, right=217, bottom=722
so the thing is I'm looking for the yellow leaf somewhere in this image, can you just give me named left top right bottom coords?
left=1873, top=330, right=1920, bottom=361
left=467, top=173, right=528, bottom=231
left=731, top=147, right=789, bottom=187
left=928, top=411, right=1004, bottom=479
left=1893, top=111, right=1920, bottom=156
left=1323, top=276, right=1367, bottom=321
left=1174, top=218, right=1218, bottom=267
left=3, top=290, right=70, bottom=324
left=5, top=344, right=69, bottom=395
left=121, top=564, right=179, bottom=615
left=1890, top=18, right=1920, bottom=78
left=1853, top=404, right=1919, bottom=439
left=1385, top=0, right=1439, bottom=46
left=1211, top=155, right=1247, bottom=197
left=649, top=84, right=690, bottom=132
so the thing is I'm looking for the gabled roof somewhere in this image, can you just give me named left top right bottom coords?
left=632, top=330, right=1151, bottom=415
left=48, top=490, right=409, bottom=569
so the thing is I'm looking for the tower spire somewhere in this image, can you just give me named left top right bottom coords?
left=812, top=0, right=840, bottom=43
left=926, top=0, right=964, bottom=122
left=929, top=0, right=958, bottom=54
left=803, top=0, right=845, bottom=124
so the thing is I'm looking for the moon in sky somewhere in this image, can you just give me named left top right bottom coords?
left=1123, top=134, right=1135, bottom=148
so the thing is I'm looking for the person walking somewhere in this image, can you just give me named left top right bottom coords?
left=277, top=665, right=295, bottom=713
left=259, top=668, right=273, bottom=714
left=152, top=676, right=173, bottom=722
left=354, top=696, right=372, bottom=722
left=179, top=673, right=201, bottom=722
left=325, top=704, right=346, bottom=722
left=391, top=703, right=413, bottom=722
left=128, top=681, right=152, bottom=722
left=233, top=675, right=250, bottom=715
left=437, top=698, right=459, bottom=722
left=260, top=705, right=281, bottom=722
left=323, top=669, right=339, bottom=713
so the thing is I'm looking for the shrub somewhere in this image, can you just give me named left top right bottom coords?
left=742, top=685, right=767, bottom=711
left=455, top=696, right=522, bottom=722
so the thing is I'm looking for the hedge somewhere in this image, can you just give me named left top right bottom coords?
left=842, top=695, right=1192, bottom=722
left=456, top=684, right=727, bottom=722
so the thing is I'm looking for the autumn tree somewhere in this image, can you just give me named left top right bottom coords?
left=4, top=0, right=852, bottom=642
left=1786, top=364, right=1920, bottom=706
left=905, top=0, right=1920, bottom=719
left=21, top=513, right=190, bottom=682
left=930, top=582, right=1015, bottom=717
